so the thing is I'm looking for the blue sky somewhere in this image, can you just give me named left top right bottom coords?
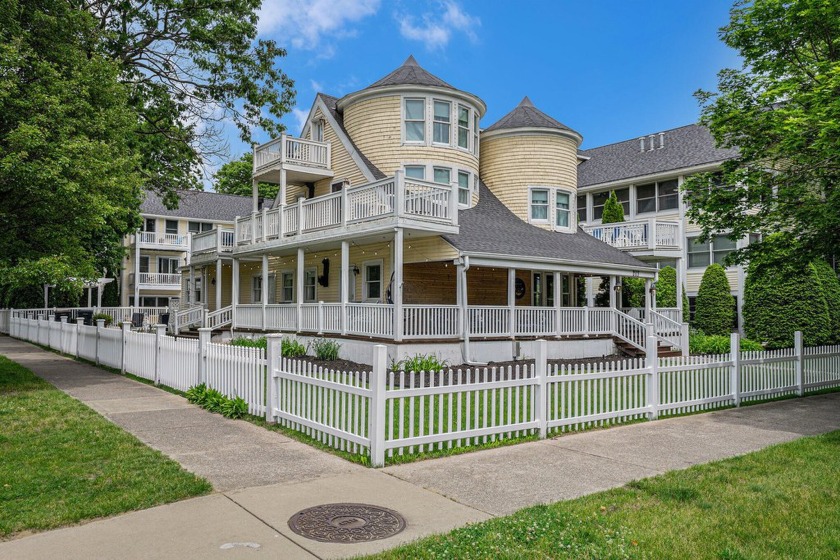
left=228, top=0, right=741, bottom=161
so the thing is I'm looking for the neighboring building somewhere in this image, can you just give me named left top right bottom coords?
left=576, top=125, right=748, bottom=328
left=176, top=56, right=698, bottom=363
left=121, top=190, right=268, bottom=308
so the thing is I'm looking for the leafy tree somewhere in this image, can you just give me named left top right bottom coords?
left=694, top=264, right=735, bottom=336
left=214, top=153, right=279, bottom=200
left=683, top=0, right=840, bottom=268
left=655, top=266, right=690, bottom=322
left=601, top=191, right=625, bottom=224
left=812, top=260, right=840, bottom=344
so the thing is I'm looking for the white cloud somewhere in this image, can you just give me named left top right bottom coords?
left=258, top=0, right=380, bottom=52
left=397, top=1, right=480, bottom=51
left=290, top=107, right=311, bottom=136
left=310, top=79, right=323, bottom=92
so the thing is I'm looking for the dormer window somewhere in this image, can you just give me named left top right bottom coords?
left=433, top=100, right=451, bottom=144
left=404, top=99, right=425, bottom=142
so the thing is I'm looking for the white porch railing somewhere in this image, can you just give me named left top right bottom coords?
left=206, top=305, right=233, bottom=330
left=136, top=231, right=189, bottom=249
left=137, top=272, right=181, bottom=287
left=583, top=218, right=681, bottom=251
left=192, top=228, right=235, bottom=254
left=172, top=305, right=204, bottom=333
left=254, top=135, right=330, bottom=170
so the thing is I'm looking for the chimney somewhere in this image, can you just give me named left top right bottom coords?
left=639, top=137, right=646, bottom=153
left=658, top=132, right=665, bottom=149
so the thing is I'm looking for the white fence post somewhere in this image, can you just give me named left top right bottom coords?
left=369, top=344, right=387, bottom=468
left=59, top=316, right=68, bottom=354
left=121, top=321, right=130, bottom=374
left=264, top=333, right=283, bottom=423
left=534, top=339, right=548, bottom=439
left=730, top=332, right=741, bottom=407
left=680, top=322, right=690, bottom=357
left=317, top=301, right=324, bottom=335
left=95, top=318, right=105, bottom=365
left=794, top=330, right=804, bottom=396
left=75, top=318, right=84, bottom=358
left=646, top=323, right=659, bottom=420
left=198, top=327, right=212, bottom=385
left=154, top=324, right=166, bottom=385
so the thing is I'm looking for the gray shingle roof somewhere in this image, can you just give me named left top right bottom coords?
left=578, top=124, right=738, bottom=187
left=485, top=97, right=581, bottom=137
left=366, top=55, right=455, bottom=90
left=140, top=190, right=270, bottom=222
left=444, top=182, right=654, bottom=269
left=317, top=93, right=386, bottom=180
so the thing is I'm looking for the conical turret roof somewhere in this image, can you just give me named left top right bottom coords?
left=485, top=96, right=580, bottom=137
left=365, top=55, right=455, bottom=90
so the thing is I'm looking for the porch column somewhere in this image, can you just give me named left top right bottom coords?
left=215, top=258, right=222, bottom=312
left=507, top=268, right=516, bottom=339
left=232, top=258, right=239, bottom=329
left=609, top=275, right=618, bottom=335
left=261, top=255, right=268, bottom=330
left=393, top=228, right=404, bottom=342
left=457, top=263, right=466, bottom=340
left=553, top=272, right=562, bottom=337
left=134, top=234, right=140, bottom=305
left=675, top=257, right=684, bottom=319
left=279, top=168, right=287, bottom=207
left=340, top=241, right=349, bottom=335
left=251, top=143, right=259, bottom=212
left=644, top=278, right=652, bottom=318
left=189, top=266, right=195, bottom=305
left=296, top=248, right=304, bottom=332
left=586, top=277, right=595, bottom=307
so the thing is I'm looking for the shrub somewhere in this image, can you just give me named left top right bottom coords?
left=689, top=330, right=763, bottom=354
left=185, top=383, right=207, bottom=406
left=694, top=264, right=735, bottom=336
left=655, top=266, right=690, bottom=322
left=601, top=191, right=625, bottom=224
left=311, top=338, right=341, bottom=361
left=203, top=388, right=225, bottom=413
left=743, top=258, right=833, bottom=348
left=92, top=313, right=113, bottom=327
left=230, top=336, right=266, bottom=349
left=812, top=260, right=840, bottom=343
left=220, top=396, right=248, bottom=419
left=393, top=353, right=448, bottom=373
left=281, top=337, right=307, bottom=358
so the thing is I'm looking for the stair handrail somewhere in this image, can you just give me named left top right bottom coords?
left=649, top=308, right=683, bottom=351
left=612, top=308, right=647, bottom=352
left=205, top=305, right=233, bottom=329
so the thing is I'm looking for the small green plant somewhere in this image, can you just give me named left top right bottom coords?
left=220, top=396, right=248, bottom=419
left=281, top=337, right=307, bottom=358
left=92, top=313, right=113, bottom=327
left=185, top=383, right=207, bottom=405
left=311, top=338, right=341, bottom=361
left=203, top=388, right=225, bottom=413
left=689, top=329, right=763, bottom=354
left=230, top=336, right=267, bottom=349
left=393, top=353, right=449, bottom=372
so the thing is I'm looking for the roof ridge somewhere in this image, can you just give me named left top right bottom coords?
left=580, top=122, right=705, bottom=152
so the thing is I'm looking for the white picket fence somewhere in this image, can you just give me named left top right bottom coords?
left=8, top=314, right=266, bottom=414
left=264, top=332, right=840, bottom=467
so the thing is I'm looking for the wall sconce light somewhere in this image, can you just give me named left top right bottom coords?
left=352, top=265, right=360, bottom=276
left=649, top=286, right=656, bottom=293
left=211, top=278, right=216, bottom=286
left=613, top=284, right=622, bottom=292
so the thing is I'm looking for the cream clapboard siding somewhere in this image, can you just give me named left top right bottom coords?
left=342, top=95, right=479, bottom=179
left=685, top=268, right=740, bottom=294
left=205, top=263, right=234, bottom=310
left=480, top=133, right=578, bottom=226
left=310, top=108, right=369, bottom=197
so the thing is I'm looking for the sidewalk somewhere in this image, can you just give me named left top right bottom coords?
left=1, top=336, right=839, bottom=559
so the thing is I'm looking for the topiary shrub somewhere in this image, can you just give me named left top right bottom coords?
left=601, top=191, right=625, bottom=224
left=694, top=264, right=735, bottom=336
left=743, top=259, right=833, bottom=348
left=655, top=266, right=690, bottom=322
left=812, top=260, right=840, bottom=344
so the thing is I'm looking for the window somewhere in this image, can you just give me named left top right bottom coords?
left=304, top=269, right=316, bottom=302
left=312, top=119, right=324, bottom=142
left=636, top=180, right=679, bottom=214
left=364, top=262, right=382, bottom=301
left=473, top=114, right=479, bottom=155
left=433, top=167, right=451, bottom=185
left=687, top=238, right=710, bottom=268
left=404, top=98, right=425, bottom=142
left=281, top=272, right=294, bottom=303
left=432, top=100, right=451, bottom=144
left=562, top=274, right=572, bottom=307
left=687, top=235, right=737, bottom=268
left=555, top=191, right=570, bottom=228
left=688, top=296, right=697, bottom=322
left=165, top=220, right=178, bottom=235
left=252, top=276, right=262, bottom=303
left=138, top=256, right=150, bottom=273
left=593, top=188, right=629, bottom=220
left=712, top=235, right=737, bottom=265
left=188, top=221, right=212, bottom=234
left=143, top=218, right=156, bottom=232
left=546, top=273, right=554, bottom=307
left=194, top=277, right=202, bottom=303
left=405, top=166, right=425, bottom=180
left=530, top=189, right=549, bottom=221
left=458, top=171, right=470, bottom=205
left=158, top=257, right=179, bottom=274
left=577, top=195, right=587, bottom=222
left=457, top=105, right=470, bottom=149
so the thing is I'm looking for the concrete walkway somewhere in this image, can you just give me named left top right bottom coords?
left=1, top=336, right=839, bottom=559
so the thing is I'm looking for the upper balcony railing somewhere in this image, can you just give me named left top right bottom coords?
left=135, top=231, right=189, bottom=250
left=191, top=228, right=235, bottom=255
left=235, top=173, right=458, bottom=248
left=583, top=218, right=680, bottom=251
left=136, top=272, right=182, bottom=287
left=253, top=134, right=331, bottom=172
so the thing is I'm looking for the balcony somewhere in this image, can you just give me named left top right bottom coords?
left=253, top=135, right=333, bottom=184
left=135, top=272, right=182, bottom=289
left=583, top=218, right=681, bottom=252
left=234, top=174, right=459, bottom=252
left=189, top=228, right=235, bottom=265
left=135, top=231, right=189, bottom=250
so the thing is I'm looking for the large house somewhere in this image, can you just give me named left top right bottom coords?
left=170, top=56, right=736, bottom=363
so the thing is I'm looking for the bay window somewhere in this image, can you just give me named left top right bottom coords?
left=404, top=98, right=425, bottom=142
left=458, top=105, right=470, bottom=149
left=433, top=100, right=451, bottom=144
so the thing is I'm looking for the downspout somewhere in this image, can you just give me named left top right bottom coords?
left=460, top=255, right=487, bottom=366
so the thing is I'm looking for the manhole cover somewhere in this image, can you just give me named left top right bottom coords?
left=288, top=503, right=406, bottom=543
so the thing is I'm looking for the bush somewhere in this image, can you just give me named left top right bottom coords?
left=621, top=277, right=646, bottom=308
left=744, top=258, right=833, bottom=348
left=311, top=338, right=341, bottom=361
left=281, top=337, right=307, bottom=358
left=393, top=353, right=448, bottom=373
left=812, top=260, right=840, bottom=343
left=693, top=264, right=735, bottom=336
left=601, top=191, right=625, bottom=224
left=689, top=330, right=763, bottom=354
left=185, top=383, right=207, bottom=406
left=655, top=266, right=690, bottom=322
left=187, top=384, right=249, bottom=419
left=220, top=396, right=248, bottom=419
left=230, top=336, right=266, bottom=349
left=203, top=388, right=225, bottom=413
left=92, top=313, right=113, bottom=327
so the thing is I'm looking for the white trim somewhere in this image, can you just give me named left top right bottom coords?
left=527, top=186, right=576, bottom=233
left=481, top=126, right=583, bottom=147
left=337, top=84, right=487, bottom=118
left=362, top=259, right=384, bottom=302
left=578, top=161, right=727, bottom=193
left=398, top=93, right=482, bottom=154
left=303, top=267, right=317, bottom=303
left=460, top=253, right=657, bottom=278
left=308, top=96, right=377, bottom=183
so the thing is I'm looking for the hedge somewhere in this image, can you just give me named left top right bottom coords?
left=655, top=266, right=690, bottom=322
left=693, top=264, right=735, bottom=336
left=743, top=259, right=833, bottom=348
left=812, top=260, right=840, bottom=343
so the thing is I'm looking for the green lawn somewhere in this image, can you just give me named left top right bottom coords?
left=0, top=356, right=212, bottom=538
left=366, top=430, right=840, bottom=559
